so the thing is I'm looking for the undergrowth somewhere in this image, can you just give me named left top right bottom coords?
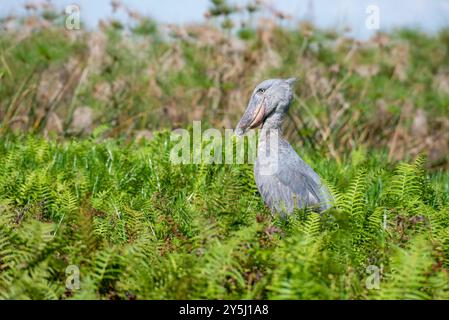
left=0, top=133, right=448, bottom=299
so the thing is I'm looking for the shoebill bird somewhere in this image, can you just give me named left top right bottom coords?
left=235, top=78, right=333, bottom=215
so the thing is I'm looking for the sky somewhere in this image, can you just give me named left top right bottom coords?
left=1, top=0, right=449, bottom=39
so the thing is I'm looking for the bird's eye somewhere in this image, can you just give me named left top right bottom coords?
left=257, top=88, right=265, bottom=94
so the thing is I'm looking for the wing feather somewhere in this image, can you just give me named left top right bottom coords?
left=255, top=143, right=332, bottom=214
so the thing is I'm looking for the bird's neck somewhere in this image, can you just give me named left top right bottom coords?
left=260, top=113, right=285, bottom=138
left=258, top=113, right=286, bottom=157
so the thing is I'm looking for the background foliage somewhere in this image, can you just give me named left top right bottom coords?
left=0, top=1, right=449, bottom=299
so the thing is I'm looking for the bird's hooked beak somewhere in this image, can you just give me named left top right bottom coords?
left=235, top=96, right=266, bottom=136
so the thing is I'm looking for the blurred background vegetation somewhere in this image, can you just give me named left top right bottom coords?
left=1, top=0, right=448, bottom=168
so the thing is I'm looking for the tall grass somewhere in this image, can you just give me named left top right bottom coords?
left=0, top=1, right=448, bottom=167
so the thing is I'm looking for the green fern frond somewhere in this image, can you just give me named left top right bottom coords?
left=338, top=168, right=369, bottom=221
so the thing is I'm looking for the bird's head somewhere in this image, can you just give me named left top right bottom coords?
left=235, top=77, right=296, bottom=136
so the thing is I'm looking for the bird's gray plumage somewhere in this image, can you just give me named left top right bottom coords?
left=236, top=78, right=333, bottom=215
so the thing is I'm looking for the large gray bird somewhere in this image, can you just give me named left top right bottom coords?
left=235, top=78, right=333, bottom=215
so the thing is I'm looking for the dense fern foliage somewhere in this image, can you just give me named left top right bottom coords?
left=0, top=133, right=448, bottom=299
